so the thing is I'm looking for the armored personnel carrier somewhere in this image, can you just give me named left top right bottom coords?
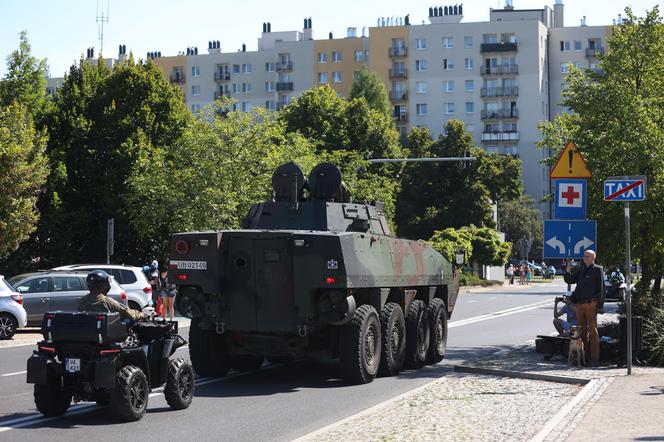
left=170, top=162, right=459, bottom=384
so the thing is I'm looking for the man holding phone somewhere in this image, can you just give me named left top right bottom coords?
left=564, top=250, right=605, bottom=366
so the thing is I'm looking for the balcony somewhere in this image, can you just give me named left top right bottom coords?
left=480, top=86, right=519, bottom=97
left=214, top=71, right=231, bottom=81
left=389, top=47, right=408, bottom=58
left=393, top=112, right=408, bottom=123
left=389, top=91, right=408, bottom=101
left=481, top=131, right=520, bottom=142
left=585, top=47, right=605, bottom=58
left=481, top=109, right=519, bottom=120
left=480, top=42, right=518, bottom=53
left=276, top=82, right=294, bottom=92
left=480, top=65, right=519, bottom=76
left=276, top=61, right=293, bottom=71
left=214, top=91, right=231, bottom=99
left=169, top=72, right=185, bottom=84
left=389, top=69, right=407, bottom=79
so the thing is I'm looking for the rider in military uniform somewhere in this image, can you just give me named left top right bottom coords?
left=78, top=270, right=144, bottom=321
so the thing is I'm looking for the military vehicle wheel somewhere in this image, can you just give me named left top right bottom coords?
left=404, top=300, right=430, bottom=369
left=189, top=318, right=231, bottom=377
left=34, top=370, right=72, bottom=417
left=427, top=298, right=448, bottom=364
left=339, top=304, right=382, bottom=384
left=110, top=365, right=149, bottom=422
left=378, top=302, right=406, bottom=377
left=165, top=358, right=195, bottom=410
left=230, top=355, right=264, bottom=372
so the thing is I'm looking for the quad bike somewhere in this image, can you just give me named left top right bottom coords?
left=26, top=311, right=194, bottom=421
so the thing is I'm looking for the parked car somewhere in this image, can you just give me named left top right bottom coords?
left=51, top=264, right=152, bottom=310
left=604, top=275, right=626, bottom=302
left=8, top=272, right=127, bottom=327
left=0, top=276, right=27, bottom=339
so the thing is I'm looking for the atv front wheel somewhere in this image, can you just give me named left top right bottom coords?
left=110, top=365, right=149, bottom=421
left=165, top=358, right=194, bottom=410
left=34, top=370, right=72, bottom=417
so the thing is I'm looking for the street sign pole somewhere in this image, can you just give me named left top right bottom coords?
left=107, top=218, right=114, bottom=265
left=624, top=202, right=632, bottom=375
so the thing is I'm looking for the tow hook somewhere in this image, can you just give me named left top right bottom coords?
left=297, top=325, right=308, bottom=337
left=215, top=322, right=225, bottom=335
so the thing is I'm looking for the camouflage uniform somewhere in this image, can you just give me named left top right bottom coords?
left=78, top=293, right=143, bottom=321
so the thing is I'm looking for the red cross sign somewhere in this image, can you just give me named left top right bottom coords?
left=558, top=182, right=583, bottom=207
left=554, top=179, right=587, bottom=219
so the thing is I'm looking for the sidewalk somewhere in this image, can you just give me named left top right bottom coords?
left=567, top=371, right=664, bottom=441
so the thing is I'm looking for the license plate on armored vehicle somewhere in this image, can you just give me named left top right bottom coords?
left=171, top=260, right=207, bottom=270
left=65, top=358, right=81, bottom=373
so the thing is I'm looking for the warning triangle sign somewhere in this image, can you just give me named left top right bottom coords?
left=550, top=142, right=592, bottom=179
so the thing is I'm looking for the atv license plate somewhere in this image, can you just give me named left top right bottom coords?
left=65, top=358, right=80, bottom=373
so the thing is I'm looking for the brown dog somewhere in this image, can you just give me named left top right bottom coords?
left=568, top=325, right=585, bottom=367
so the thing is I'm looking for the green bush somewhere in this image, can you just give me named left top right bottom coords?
left=642, top=305, right=664, bottom=366
left=459, top=272, right=503, bottom=287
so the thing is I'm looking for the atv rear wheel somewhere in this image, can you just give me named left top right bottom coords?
left=34, top=370, right=71, bottom=417
left=404, top=300, right=430, bottom=369
left=339, top=304, right=382, bottom=384
left=426, top=298, right=448, bottom=364
left=110, top=365, right=149, bottom=422
left=165, top=358, right=194, bottom=410
left=378, top=302, right=406, bottom=377
left=230, top=355, right=264, bottom=372
left=189, top=318, right=231, bottom=377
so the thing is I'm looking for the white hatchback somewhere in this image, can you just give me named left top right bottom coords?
left=0, top=275, right=28, bottom=339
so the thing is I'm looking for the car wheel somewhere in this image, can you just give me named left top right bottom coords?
left=404, top=300, right=430, bottom=369
left=110, top=365, right=149, bottom=422
left=378, top=302, right=406, bottom=377
left=128, top=301, right=141, bottom=312
left=164, top=358, right=195, bottom=410
left=426, top=298, right=448, bottom=364
left=0, top=313, right=18, bottom=340
left=339, top=304, right=382, bottom=384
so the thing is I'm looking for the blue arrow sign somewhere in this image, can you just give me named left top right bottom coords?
left=554, top=179, right=587, bottom=219
left=604, top=176, right=646, bottom=202
left=543, top=220, right=597, bottom=259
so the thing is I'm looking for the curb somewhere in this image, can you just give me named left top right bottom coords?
left=454, top=365, right=590, bottom=385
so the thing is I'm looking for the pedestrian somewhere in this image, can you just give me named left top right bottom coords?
left=159, top=269, right=176, bottom=321
left=526, top=266, right=532, bottom=285
left=564, top=250, right=605, bottom=366
left=149, top=260, right=162, bottom=315
left=519, top=263, right=526, bottom=285
left=507, top=264, right=515, bottom=285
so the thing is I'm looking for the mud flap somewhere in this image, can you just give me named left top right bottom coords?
left=26, top=353, right=50, bottom=385
left=94, top=358, right=117, bottom=389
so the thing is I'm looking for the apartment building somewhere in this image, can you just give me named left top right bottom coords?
left=45, top=1, right=611, bottom=217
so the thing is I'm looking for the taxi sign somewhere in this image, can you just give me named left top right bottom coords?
left=550, top=142, right=592, bottom=179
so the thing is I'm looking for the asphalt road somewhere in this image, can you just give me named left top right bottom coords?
left=0, top=279, right=570, bottom=441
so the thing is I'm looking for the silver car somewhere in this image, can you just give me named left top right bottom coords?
left=8, top=272, right=126, bottom=327
left=0, top=276, right=27, bottom=339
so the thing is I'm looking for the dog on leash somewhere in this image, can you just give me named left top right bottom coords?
left=567, top=325, right=585, bottom=367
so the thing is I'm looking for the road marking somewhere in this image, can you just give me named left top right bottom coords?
left=466, top=300, right=477, bottom=303
left=1, top=371, right=26, bottom=377
left=449, top=300, right=551, bottom=328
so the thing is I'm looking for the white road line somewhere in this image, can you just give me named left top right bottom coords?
left=1, top=371, right=26, bottom=377
left=449, top=300, right=551, bottom=328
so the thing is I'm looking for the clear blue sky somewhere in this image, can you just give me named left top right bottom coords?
left=0, top=0, right=658, bottom=78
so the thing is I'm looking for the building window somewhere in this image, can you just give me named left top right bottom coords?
left=574, top=40, right=582, bottom=51
left=465, top=80, right=474, bottom=92
left=265, top=101, right=275, bottom=111
left=317, top=72, right=328, bottom=84
left=560, top=41, right=571, bottom=52
left=354, top=50, right=364, bottom=62
left=443, top=59, right=455, bottom=70
left=444, top=80, right=454, bottom=93
left=443, top=37, right=454, bottom=48
left=416, top=59, right=428, bottom=71
left=445, top=102, right=455, bottom=114
left=467, top=124, right=475, bottom=132
left=464, top=36, right=473, bottom=48
left=241, top=102, right=252, bottom=112
left=242, top=82, right=252, bottom=93
left=561, top=63, right=569, bottom=74
left=191, top=66, right=200, bottom=77
left=416, top=103, right=428, bottom=115
left=483, top=34, right=497, bottom=44
left=318, top=52, right=328, bottom=63
left=266, top=62, right=275, bottom=72
left=266, top=81, right=275, bottom=92
left=332, top=51, right=343, bottom=62
left=232, top=83, right=239, bottom=93
left=191, top=85, right=200, bottom=96
left=416, top=38, right=427, bottom=49
left=333, top=71, right=343, bottom=83
left=242, top=64, right=252, bottom=73
left=233, top=64, right=241, bottom=74
left=191, top=104, right=201, bottom=112
left=464, top=58, right=474, bottom=70
left=465, top=102, right=474, bottom=114
left=415, top=81, right=427, bottom=94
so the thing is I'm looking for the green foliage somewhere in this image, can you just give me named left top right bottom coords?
left=499, top=195, right=543, bottom=259
left=641, top=306, right=664, bottom=366
left=459, top=272, right=503, bottom=287
left=537, top=7, right=664, bottom=294
left=0, top=31, right=49, bottom=122
left=464, top=225, right=511, bottom=267
left=428, top=228, right=473, bottom=266
left=348, top=65, right=392, bottom=117
left=0, top=102, right=49, bottom=257
left=396, top=120, right=522, bottom=240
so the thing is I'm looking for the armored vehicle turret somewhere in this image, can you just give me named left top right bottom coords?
left=170, top=162, right=459, bottom=383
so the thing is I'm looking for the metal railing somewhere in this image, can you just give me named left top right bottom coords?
left=276, top=82, right=294, bottom=92
left=389, top=91, right=408, bottom=101
left=214, top=71, right=230, bottom=81
left=481, top=131, right=520, bottom=142
left=481, top=109, right=519, bottom=119
left=276, top=61, right=293, bottom=71
left=393, top=112, right=408, bottom=122
left=214, top=91, right=231, bottom=99
left=480, top=65, right=519, bottom=75
left=585, top=47, right=605, bottom=58
left=480, top=42, right=518, bottom=53
left=169, top=72, right=185, bottom=84
left=389, top=47, right=408, bottom=57
left=480, top=86, right=519, bottom=97
left=389, top=69, right=408, bottom=79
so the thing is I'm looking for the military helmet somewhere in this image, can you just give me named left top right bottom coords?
left=87, top=270, right=112, bottom=295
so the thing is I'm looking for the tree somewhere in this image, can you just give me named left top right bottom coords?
left=0, top=31, right=49, bottom=122
left=499, top=195, right=543, bottom=259
left=537, top=7, right=664, bottom=295
left=0, top=102, right=49, bottom=258
left=428, top=228, right=473, bottom=266
left=348, top=65, right=392, bottom=117
left=464, top=225, right=511, bottom=267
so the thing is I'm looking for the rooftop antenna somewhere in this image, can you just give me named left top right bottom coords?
left=96, top=0, right=110, bottom=56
